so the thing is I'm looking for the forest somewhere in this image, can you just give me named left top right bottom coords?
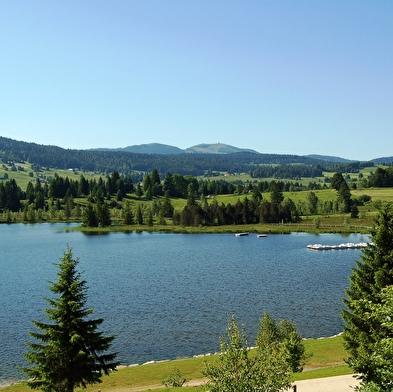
left=0, top=136, right=376, bottom=178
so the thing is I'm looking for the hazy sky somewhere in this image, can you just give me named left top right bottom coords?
left=1, top=1, right=392, bottom=160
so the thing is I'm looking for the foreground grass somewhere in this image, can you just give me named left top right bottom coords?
left=3, top=336, right=351, bottom=392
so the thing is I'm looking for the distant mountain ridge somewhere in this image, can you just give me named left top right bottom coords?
left=185, top=143, right=258, bottom=154
left=92, top=143, right=184, bottom=155
left=306, top=154, right=353, bottom=163
left=0, top=137, right=389, bottom=180
left=93, top=142, right=258, bottom=155
left=95, top=142, right=385, bottom=162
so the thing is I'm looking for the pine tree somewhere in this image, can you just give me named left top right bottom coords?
left=122, top=200, right=134, bottom=225
left=342, top=203, right=393, bottom=385
left=82, top=203, right=98, bottom=227
left=22, top=247, right=118, bottom=392
left=135, top=204, right=143, bottom=224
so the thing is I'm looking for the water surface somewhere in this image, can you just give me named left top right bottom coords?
left=0, top=224, right=368, bottom=385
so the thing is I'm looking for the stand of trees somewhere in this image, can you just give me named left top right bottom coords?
left=202, top=313, right=306, bottom=392
left=368, top=167, right=393, bottom=187
left=0, top=168, right=373, bottom=226
left=342, top=204, right=393, bottom=390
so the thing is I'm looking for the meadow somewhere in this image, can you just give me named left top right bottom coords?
left=3, top=335, right=350, bottom=392
left=1, top=162, right=391, bottom=233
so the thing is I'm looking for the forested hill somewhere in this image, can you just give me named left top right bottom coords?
left=0, top=136, right=375, bottom=177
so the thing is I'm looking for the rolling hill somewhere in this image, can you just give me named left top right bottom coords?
left=0, top=136, right=382, bottom=179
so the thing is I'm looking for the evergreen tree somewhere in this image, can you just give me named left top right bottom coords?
left=307, top=191, right=319, bottom=215
left=187, top=182, right=196, bottom=207
left=4, top=178, right=22, bottom=211
left=331, top=172, right=346, bottom=191
left=151, top=168, right=160, bottom=186
left=82, top=203, right=98, bottom=227
left=135, top=204, right=143, bottom=224
left=96, top=202, right=111, bottom=227
left=22, top=247, right=118, bottom=392
left=351, top=286, right=393, bottom=391
left=147, top=209, right=153, bottom=226
left=122, top=200, right=134, bottom=225
left=342, top=203, right=393, bottom=385
left=337, top=181, right=352, bottom=213
left=163, top=172, right=175, bottom=196
left=26, top=182, right=35, bottom=204
left=269, top=181, right=284, bottom=205
left=161, top=191, right=174, bottom=218
left=135, top=183, right=143, bottom=199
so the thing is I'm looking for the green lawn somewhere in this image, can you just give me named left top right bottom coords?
left=3, top=336, right=351, bottom=392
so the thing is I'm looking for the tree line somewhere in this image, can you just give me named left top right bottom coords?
left=1, top=168, right=372, bottom=226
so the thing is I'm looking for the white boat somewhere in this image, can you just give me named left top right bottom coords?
left=235, top=232, right=249, bottom=236
left=257, top=234, right=267, bottom=238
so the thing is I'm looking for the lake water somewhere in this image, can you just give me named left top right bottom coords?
left=0, top=223, right=369, bottom=386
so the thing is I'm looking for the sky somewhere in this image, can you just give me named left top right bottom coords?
left=1, top=1, right=392, bottom=161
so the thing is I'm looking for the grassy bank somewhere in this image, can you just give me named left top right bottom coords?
left=74, top=218, right=373, bottom=235
left=3, top=336, right=351, bottom=392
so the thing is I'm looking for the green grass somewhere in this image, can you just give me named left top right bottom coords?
left=2, top=162, right=392, bottom=233
left=3, top=336, right=351, bottom=392
left=0, top=162, right=102, bottom=190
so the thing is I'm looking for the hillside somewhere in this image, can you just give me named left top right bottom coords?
left=185, top=143, right=258, bottom=154
left=92, top=142, right=258, bottom=155
left=0, top=136, right=379, bottom=179
left=92, top=143, right=185, bottom=155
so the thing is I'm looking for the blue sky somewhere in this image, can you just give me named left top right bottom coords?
left=1, top=1, right=392, bottom=160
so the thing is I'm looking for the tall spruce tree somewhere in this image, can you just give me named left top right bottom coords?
left=342, top=203, right=393, bottom=385
left=22, top=247, right=118, bottom=392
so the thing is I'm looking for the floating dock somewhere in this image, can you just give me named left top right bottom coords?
left=307, top=242, right=370, bottom=250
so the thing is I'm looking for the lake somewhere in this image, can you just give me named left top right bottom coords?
left=0, top=223, right=369, bottom=386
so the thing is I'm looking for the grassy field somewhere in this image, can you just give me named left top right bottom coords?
left=1, top=161, right=392, bottom=232
left=0, top=162, right=102, bottom=190
left=3, top=335, right=350, bottom=392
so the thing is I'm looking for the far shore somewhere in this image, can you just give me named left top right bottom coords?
left=73, top=221, right=372, bottom=235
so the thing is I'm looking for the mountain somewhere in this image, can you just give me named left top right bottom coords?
left=0, top=136, right=381, bottom=180
left=90, top=143, right=184, bottom=154
left=371, top=156, right=393, bottom=165
left=93, top=142, right=258, bottom=155
left=185, top=143, right=258, bottom=154
left=306, top=154, right=353, bottom=163
left=122, top=143, right=184, bottom=154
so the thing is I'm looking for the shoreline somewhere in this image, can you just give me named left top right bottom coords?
left=0, top=332, right=343, bottom=389
left=0, top=219, right=372, bottom=235
left=0, top=334, right=345, bottom=389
